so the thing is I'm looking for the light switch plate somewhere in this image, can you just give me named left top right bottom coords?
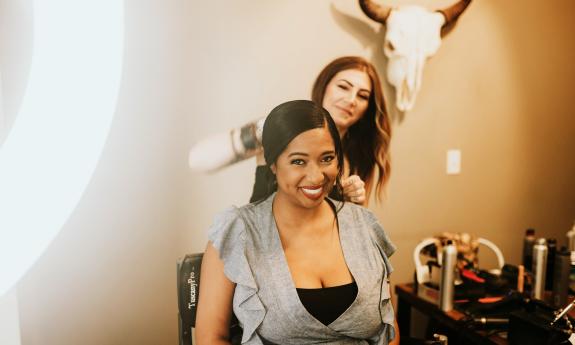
left=447, top=149, right=461, bottom=175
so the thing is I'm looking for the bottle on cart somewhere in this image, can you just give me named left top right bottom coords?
left=570, top=251, right=575, bottom=294
left=439, top=240, right=457, bottom=312
left=532, top=238, right=548, bottom=300
left=567, top=222, right=575, bottom=252
left=523, top=229, right=536, bottom=271
left=545, top=238, right=557, bottom=290
left=552, top=247, right=571, bottom=308
left=566, top=222, right=575, bottom=294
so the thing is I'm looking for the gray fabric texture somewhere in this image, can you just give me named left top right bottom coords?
left=208, top=193, right=396, bottom=345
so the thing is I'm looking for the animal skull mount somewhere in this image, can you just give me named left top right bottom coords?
left=359, top=0, right=472, bottom=112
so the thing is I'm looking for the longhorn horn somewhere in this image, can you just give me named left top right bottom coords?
left=358, top=0, right=392, bottom=24
left=438, top=0, right=472, bottom=27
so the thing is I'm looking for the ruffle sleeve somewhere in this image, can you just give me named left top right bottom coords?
left=207, top=207, right=266, bottom=344
left=373, top=278, right=396, bottom=344
left=360, top=208, right=397, bottom=344
left=361, top=208, right=396, bottom=273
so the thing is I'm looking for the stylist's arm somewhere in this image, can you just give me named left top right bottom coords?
left=390, top=319, right=400, bottom=345
left=195, top=243, right=234, bottom=345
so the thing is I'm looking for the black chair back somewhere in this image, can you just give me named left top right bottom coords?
left=177, top=253, right=242, bottom=345
left=177, top=253, right=202, bottom=345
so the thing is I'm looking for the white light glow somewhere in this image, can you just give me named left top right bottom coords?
left=0, top=1, right=124, bottom=296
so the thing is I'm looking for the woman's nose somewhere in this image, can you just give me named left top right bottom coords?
left=345, top=92, right=357, bottom=106
left=306, top=164, right=325, bottom=184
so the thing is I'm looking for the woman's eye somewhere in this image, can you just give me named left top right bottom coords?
left=337, top=84, right=349, bottom=90
left=359, top=93, right=370, bottom=100
left=290, top=159, right=305, bottom=166
left=321, top=155, right=335, bottom=163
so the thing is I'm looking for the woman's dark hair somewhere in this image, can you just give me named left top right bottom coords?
left=312, top=56, right=391, bottom=202
left=259, top=100, right=344, bottom=202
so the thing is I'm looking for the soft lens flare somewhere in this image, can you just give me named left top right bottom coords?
left=0, top=1, right=124, bottom=296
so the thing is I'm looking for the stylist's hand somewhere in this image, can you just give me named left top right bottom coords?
left=342, top=175, right=366, bottom=205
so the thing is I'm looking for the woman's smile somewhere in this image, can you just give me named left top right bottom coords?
left=300, top=185, right=325, bottom=200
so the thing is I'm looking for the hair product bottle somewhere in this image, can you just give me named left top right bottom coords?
left=523, top=229, right=536, bottom=271
left=532, top=238, right=548, bottom=300
left=546, top=238, right=557, bottom=290
left=552, top=247, right=571, bottom=308
left=439, top=240, right=457, bottom=312
left=567, top=222, right=575, bottom=252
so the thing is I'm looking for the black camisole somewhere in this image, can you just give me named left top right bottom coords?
left=296, top=281, right=358, bottom=326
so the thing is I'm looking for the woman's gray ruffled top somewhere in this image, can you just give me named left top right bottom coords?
left=207, top=193, right=396, bottom=344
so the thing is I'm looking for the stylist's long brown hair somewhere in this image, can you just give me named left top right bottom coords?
left=312, top=56, right=391, bottom=202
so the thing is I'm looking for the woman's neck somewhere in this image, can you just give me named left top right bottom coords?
left=272, top=193, right=333, bottom=233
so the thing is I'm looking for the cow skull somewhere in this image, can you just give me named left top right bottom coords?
left=359, top=0, right=472, bottom=112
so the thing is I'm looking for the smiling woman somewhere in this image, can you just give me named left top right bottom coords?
left=0, top=1, right=124, bottom=296
left=196, top=100, right=398, bottom=345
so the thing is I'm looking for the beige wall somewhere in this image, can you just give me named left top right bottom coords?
left=6, top=0, right=575, bottom=344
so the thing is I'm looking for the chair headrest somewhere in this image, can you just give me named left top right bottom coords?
left=177, top=253, right=203, bottom=328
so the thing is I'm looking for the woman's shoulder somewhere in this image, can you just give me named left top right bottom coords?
left=336, top=201, right=396, bottom=258
left=241, top=192, right=274, bottom=223
left=208, top=194, right=274, bottom=243
left=207, top=206, right=244, bottom=245
left=335, top=199, right=377, bottom=222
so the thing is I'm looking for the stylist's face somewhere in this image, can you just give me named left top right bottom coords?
left=322, top=69, right=372, bottom=137
left=271, top=126, right=338, bottom=209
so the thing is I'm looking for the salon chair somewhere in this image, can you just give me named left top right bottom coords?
left=177, top=253, right=445, bottom=345
left=177, top=253, right=242, bottom=345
